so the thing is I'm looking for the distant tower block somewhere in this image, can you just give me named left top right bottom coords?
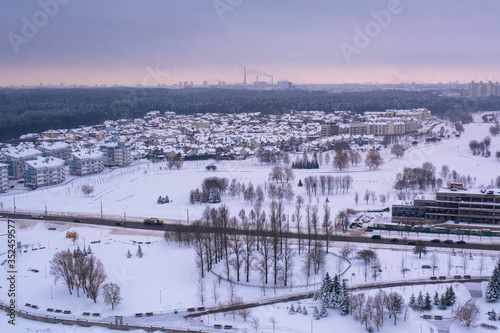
left=244, top=66, right=247, bottom=84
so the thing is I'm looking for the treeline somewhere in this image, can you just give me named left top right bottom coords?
left=2, top=87, right=500, bottom=140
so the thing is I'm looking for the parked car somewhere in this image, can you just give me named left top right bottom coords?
left=115, top=221, right=124, bottom=226
left=456, top=240, right=466, bottom=244
left=390, top=238, right=399, bottom=243
left=74, top=219, right=82, bottom=223
left=407, top=241, right=417, bottom=245
left=444, top=239, right=453, bottom=244
left=371, top=235, right=381, bottom=240
left=31, top=215, right=44, bottom=219
left=431, top=239, right=440, bottom=243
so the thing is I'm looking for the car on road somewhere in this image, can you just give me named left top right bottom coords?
left=115, top=221, right=125, bottom=226
left=456, top=240, right=466, bottom=244
left=31, top=215, right=44, bottom=219
left=371, top=235, right=381, bottom=240
left=390, top=238, right=399, bottom=243
left=430, top=239, right=440, bottom=243
left=407, top=241, right=416, bottom=245
left=444, top=239, right=453, bottom=244
left=73, top=219, right=82, bottom=223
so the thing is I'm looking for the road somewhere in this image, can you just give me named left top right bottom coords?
left=1, top=212, right=499, bottom=252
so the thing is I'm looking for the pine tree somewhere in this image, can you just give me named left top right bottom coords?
left=423, top=292, right=432, bottom=311
left=321, top=273, right=333, bottom=306
left=87, top=245, right=92, bottom=255
left=313, top=306, right=320, bottom=320
left=485, top=262, right=500, bottom=302
left=433, top=292, right=440, bottom=306
left=289, top=303, right=296, bottom=315
left=417, top=291, right=424, bottom=309
left=320, top=303, right=328, bottom=318
left=445, top=286, right=456, bottom=306
left=339, top=280, right=350, bottom=316
left=296, top=305, right=302, bottom=314
left=332, top=275, right=341, bottom=307
left=409, top=293, right=416, bottom=308
left=302, top=306, right=308, bottom=315
left=438, top=295, right=447, bottom=310
left=298, top=179, right=303, bottom=187
left=136, top=245, right=143, bottom=258
left=126, top=249, right=132, bottom=258
left=488, top=308, right=497, bottom=321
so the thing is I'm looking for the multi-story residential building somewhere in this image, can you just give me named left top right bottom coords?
left=0, top=147, right=42, bottom=179
left=25, top=155, right=65, bottom=189
left=39, top=142, right=71, bottom=164
left=320, top=122, right=340, bottom=137
left=392, top=185, right=500, bottom=225
left=100, top=142, right=131, bottom=167
left=70, top=149, right=104, bottom=176
left=0, top=163, right=8, bottom=193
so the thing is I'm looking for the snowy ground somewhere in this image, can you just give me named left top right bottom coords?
left=1, top=113, right=500, bottom=332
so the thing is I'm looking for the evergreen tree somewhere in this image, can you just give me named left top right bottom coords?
left=289, top=303, right=296, bottom=315
left=485, top=262, right=500, bottom=302
left=445, top=286, right=456, bottom=306
left=87, top=245, right=92, bottom=255
left=302, top=306, right=308, bottom=315
left=126, top=249, right=132, bottom=258
left=320, top=303, right=328, bottom=318
left=438, top=295, right=447, bottom=310
left=296, top=305, right=302, bottom=314
left=332, top=275, right=341, bottom=306
left=488, top=308, right=497, bottom=321
left=136, top=245, right=143, bottom=258
left=298, top=179, right=303, bottom=187
left=313, top=306, right=320, bottom=320
left=409, top=293, right=416, bottom=308
left=423, top=292, right=432, bottom=311
left=321, top=273, right=333, bottom=306
left=339, top=280, right=350, bottom=316
left=433, top=292, right=440, bottom=306
left=417, top=291, right=424, bottom=309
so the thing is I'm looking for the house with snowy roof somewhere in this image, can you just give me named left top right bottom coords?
left=25, top=155, right=65, bottom=189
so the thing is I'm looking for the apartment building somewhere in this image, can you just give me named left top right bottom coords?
left=25, top=156, right=65, bottom=189
left=39, top=142, right=71, bottom=164
left=100, top=142, right=131, bottom=167
left=0, top=163, right=8, bottom=193
left=70, top=149, right=104, bottom=176
left=1, top=147, right=42, bottom=179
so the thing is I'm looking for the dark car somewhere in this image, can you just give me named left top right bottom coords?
left=456, top=240, right=466, bottom=244
left=371, top=235, right=381, bottom=240
left=407, top=241, right=417, bottom=245
left=74, top=219, right=82, bottom=223
left=115, top=221, right=124, bottom=226
left=430, top=239, right=440, bottom=243
left=444, top=239, right=453, bottom=244
left=390, top=238, right=399, bottom=243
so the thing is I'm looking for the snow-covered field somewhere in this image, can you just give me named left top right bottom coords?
left=1, top=114, right=500, bottom=332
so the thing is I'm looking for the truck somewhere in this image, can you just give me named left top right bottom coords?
left=144, top=218, right=163, bottom=225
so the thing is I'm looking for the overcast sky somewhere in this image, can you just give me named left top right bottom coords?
left=1, top=0, right=499, bottom=86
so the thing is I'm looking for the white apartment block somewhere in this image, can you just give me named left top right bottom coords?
left=70, top=150, right=104, bottom=176
left=39, top=142, right=71, bottom=164
left=0, top=147, right=42, bottom=179
left=0, top=163, right=8, bottom=193
left=25, top=156, right=65, bottom=189
left=100, top=142, right=131, bottom=167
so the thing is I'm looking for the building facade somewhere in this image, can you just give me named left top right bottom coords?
left=0, top=163, right=8, bottom=193
left=25, top=156, right=65, bottom=189
left=320, top=122, right=340, bottom=137
left=39, top=142, right=71, bottom=164
left=392, top=187, right=500, bottom=225
left=100, top=142, right=131, bottom=167
left=70, top=150, right=104, bottom=176
left=0, top=147, right=42, bottom=179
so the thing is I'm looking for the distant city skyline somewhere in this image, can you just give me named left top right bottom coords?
left=1, top=0, right=499, bottom=87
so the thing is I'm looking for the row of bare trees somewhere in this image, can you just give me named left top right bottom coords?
left=302, top=175, right=353, bottom=197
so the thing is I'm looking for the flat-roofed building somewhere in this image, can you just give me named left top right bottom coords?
left=70, top=149, right=104, bottom=176
left=39, top=142, right=71, bottom=164
left=0, top=163, right=8, bottom=192
left=100, top=142, right=131, bottom=167
left=1, top=147, right=42, bottom=179
left=392, top=187, right=500, bottom=225
left=25, top=156, right=65, bottom=189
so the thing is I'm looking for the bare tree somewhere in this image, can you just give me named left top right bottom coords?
left=373, top=290, right=386, bottom=331
left=365, top=148, right=384, bottom=170
left=333, top=151, right=349, bottom=170
left=430, top=251, right=439, bottom=275
left=250, top=316, right=261, bottom=332
left=364, top=189, right=371, bottom=205
left=390, top=144, right=405, bottom=158
left=340, top=244, right=354, bottom=260
left=85, top=255, right=107, bottom=303
left=357, top=249, right=377, bottom=282
left=50, top=250, right=75, bottom=295
left=447, top=253, right=453, bottom=275
left=413, top=241, right=427, bottom=259
left=385, top=291, right=404, bottom=326
left=401, top=255, right=408, bottom=278
left=268, top=316, right=277, bottom=333
left=479, top=254, right=485, bottom=275
left=81, top=184, right=95, bottom=196
left=336, top=210, right=350, bottom=233
left=197, top=275, right=206, bottom=305
left=322, top=201, right=332, bottom=252
left=452, top=303, right=480, bottom=328
left=229, top=217, right=244, bottom=281
left=102, top=282, right=122, bottom=310
left=349, top=150, right=362, bottom=166
left=354, top=192, right=359, bottom=206
left=295, top=195, right=303, bottom=255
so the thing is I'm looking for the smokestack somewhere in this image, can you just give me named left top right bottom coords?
left=271, top=75, right=273, bottom=85
left=244, top=66, right=246, bottom=84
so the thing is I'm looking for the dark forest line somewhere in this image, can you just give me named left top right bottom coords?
left=1, top=87, right=499, bottom=141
